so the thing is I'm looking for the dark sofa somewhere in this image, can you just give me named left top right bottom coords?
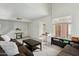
left=58, top=44, right=79, bottom=56
left=0, top=37, right=34, bottom=56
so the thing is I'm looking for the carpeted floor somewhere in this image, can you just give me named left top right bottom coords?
left=33, top=42, right=62, bottom=56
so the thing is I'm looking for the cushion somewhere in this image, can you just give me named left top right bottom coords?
left=58, top=51, right=72, bottom=56
left=0, top=46, right=5, bottom=53
left=63, top=40, right=69, bottom=43
left=18, top=46, right=34, bottom=56
left=0, top=46, right=7, bottom=56
left=71, top=42, right=79, bottom=49
left=0, top=37, right=4, bottom=41
left=11, top=39, right=23, bottom=47
left=62, top=45, right=79, bottom=56
left=0, top=41, right=19, bottom=56
left=1, top=35, right=11, bottom=41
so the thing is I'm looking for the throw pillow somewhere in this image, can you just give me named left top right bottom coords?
left=0, top=41, right=19, bottom=56
left=0, top=36, right=4, bottom=41
left=1, top=35, right=11, bottom=41
left=71, top=42, right=79, bottom=49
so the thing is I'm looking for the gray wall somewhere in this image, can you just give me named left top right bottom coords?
left=0, top=20, right=29, bottom=38
left=29, top=16, right=52, bottom=39
left=29, top=3, right=79, bottom=38
left=52, top=3, right=79, bottom=36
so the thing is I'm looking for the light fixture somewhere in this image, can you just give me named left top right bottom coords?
left=16, top=17, right=23, bottom=20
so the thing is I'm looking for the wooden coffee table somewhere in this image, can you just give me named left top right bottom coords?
left=23, top=39, right=42, bottom=51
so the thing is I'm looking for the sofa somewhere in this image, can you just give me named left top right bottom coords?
left=58, top=44, right=79, bottom=56
left=0, top=36, right=34, bottom=56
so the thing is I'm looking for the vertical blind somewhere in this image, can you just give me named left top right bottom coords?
left=55, top=23, right=69, bottom=38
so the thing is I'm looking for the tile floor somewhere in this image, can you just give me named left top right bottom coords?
left=33, top=42, right=62, bottom=56
left=17, top=37, right=62, bottom=56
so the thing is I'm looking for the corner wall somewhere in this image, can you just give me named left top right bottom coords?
left=0, top=20, right=30, bottom=39
left=52, top=3, right=79, bottom=36
left=30, top=16, right=52, bottom=39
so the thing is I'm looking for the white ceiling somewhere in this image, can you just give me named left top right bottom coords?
left=0, top=3, right=49, bottom=21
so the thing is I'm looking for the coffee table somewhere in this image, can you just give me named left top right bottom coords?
left=23, top=39, right=42, bottom=51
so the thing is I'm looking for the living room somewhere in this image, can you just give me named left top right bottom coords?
left=0, top=3, right=79, bottom=56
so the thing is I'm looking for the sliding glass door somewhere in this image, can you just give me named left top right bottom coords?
left=54, top=23, right=70, bottom=38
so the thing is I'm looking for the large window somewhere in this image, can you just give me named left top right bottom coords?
left=53, top=23, right=71, bottom=38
